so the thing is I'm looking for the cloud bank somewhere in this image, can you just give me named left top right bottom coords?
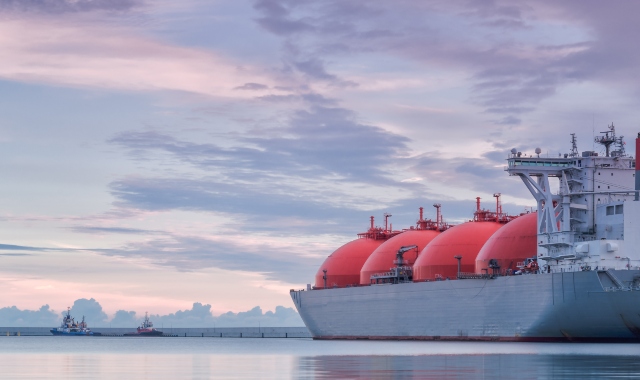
left=0, top=0, right=142, bottom=14
left=0, top=298, right=303, bottom=327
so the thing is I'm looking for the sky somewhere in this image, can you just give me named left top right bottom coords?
left=2, top=0, right=640, bottom=326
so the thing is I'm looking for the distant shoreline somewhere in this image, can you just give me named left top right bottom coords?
left=1, top=326, right=311, bottom=337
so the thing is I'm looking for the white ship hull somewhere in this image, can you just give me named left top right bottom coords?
left=291, top=270, right=640, bottom=342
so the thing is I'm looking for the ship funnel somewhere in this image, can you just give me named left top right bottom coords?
left=636, top=133, right=640, bottom=201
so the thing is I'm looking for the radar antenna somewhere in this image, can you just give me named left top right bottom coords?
left=594, top=123, right=617, bottom=157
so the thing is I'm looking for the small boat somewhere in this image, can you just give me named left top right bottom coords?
left=51, top=307, right=100, bottom=336
left=124, top=312, right=163, bottom=336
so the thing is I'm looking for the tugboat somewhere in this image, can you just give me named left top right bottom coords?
left=124, top=312, right=163, bottom=336
left=51, top=307, right=100, bottom=336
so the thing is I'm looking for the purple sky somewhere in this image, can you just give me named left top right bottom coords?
left=1, top=0, right=640, bottom=325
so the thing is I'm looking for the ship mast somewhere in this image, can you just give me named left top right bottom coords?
left=569, top=133, right=579, bottom=158
left=594, top=123, right=616, bottom=157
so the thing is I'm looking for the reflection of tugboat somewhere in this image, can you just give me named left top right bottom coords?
left=124, top=312, right=163, bottom=336
left=51, top=307, right=100, bottom=336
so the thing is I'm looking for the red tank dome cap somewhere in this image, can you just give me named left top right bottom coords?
left=360, top=205, right=450, bottom=284
left=475, top=212, right=537, bottom=275
left=413, top=195, right=513, bottom=281
left=314, top=214, right=402, bottom=289
left=413, top=221, right=505, bottom=281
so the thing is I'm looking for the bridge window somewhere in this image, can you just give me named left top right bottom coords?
left=509, top=159, right=571, bottom=167
left=616, top=205, right=623, bottom=215
left=606, top=206, right=614, bottom=215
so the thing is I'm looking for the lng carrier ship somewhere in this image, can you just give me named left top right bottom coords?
left=291, top=126, right=640, bottom=341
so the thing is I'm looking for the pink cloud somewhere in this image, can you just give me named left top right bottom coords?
left=0, top=17, right=285, bottom=98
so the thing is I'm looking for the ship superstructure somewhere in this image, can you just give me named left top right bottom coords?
left=124, top=312, right=163, bottom=336
left=291, top=126, right=640, bottom=342
left=507, top=124, right=638, bottom=274
left=50, top=307, right=99, bottom=336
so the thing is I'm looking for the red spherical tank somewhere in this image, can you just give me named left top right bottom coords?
left=314, top=237, right=385, bottom=288
left=475, top=212, right=537, bottom=274
left=413, top=221, right=505, bottom=281
left=359, top=230, right=440, bottom=285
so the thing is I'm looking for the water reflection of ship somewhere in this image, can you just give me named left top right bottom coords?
left=295, top=353, right=640, bottom=379
left=124, top=312, right=163, bottom=337
left=50, top=307, right=100, bottom=336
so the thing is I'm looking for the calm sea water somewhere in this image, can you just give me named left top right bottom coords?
left=1, top=337, right=640, bottom=379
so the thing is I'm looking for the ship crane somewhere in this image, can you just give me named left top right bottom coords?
left=370, top=245, right=418, bottom=285
left=394, top=245, right=418, bottom=267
